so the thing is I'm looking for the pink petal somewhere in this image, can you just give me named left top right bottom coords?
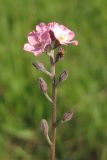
left=70, top=40, right=78, bottom=46
left=48, top=22, right=57, bottom=29
left=59, top=25, right=75, bottom=41
left=32, top=48, right=45, bottom=56
left=51, top=23, right=62, bottom=37
left=28, top=32, right=38, bottom=45
left=41, top=31, right=51, bottom=45
left=36, top=23, right=48, bottom=32
left=23, top=43, right=35, bottom=52
left=67, top=31, right=75, bottom=40
left=24, top=43, right=45, bottom=56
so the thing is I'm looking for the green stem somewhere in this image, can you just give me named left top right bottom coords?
left=45, top=92, right=53, bottom=103
left=50, top=50, right=57, bottom=160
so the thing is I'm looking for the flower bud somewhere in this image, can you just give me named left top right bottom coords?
left=62, top=112, right=74, bottom=122
left=38, top=77, right=47, bottom=93
left=59, top=70, right=68, bottom=82
left=41, top=119, right=49, bottom=136
left=32, top=62, right=45, bottom=71
left=58, top=47, right=64, bottom=57
left=55, top=47, right=64, bottom=62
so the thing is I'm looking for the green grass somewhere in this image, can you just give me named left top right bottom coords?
left=0, top=0, right=107, bottom=159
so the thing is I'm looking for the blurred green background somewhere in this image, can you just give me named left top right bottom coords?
left=0, top=0, right=107, bottom=159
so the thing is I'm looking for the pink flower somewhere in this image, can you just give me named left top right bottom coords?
left=24, top=28, right=51, bottom=56
left=48, top=22, right=78, bottom=45
left=24, top=22, right=78, bottom=56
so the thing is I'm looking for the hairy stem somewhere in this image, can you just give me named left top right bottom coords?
left=50, top=50, right=57, bottom=160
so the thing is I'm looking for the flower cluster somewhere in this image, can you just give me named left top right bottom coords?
left=24, top=22, right=78, bottom=56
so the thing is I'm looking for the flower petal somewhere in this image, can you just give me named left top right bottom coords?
left=70, top=40, right=78, bottom=46
left=32, top=48, right=45, bottom=56
left=41, top=31, right=51, bottom=45
left=23, top=43, right=35, bottom=52
left=36, top=23, right=48, bottom=32
left=28, top=32, right=39, bottom=45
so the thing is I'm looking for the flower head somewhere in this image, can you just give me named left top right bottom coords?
left=48, top=22, right=78, bottom=45
left=24, top=29, right=51, bottom=56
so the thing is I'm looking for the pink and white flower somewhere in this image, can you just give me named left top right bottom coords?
left=48, top=22, right=78, bottom=45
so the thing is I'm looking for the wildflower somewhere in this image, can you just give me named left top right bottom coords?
left=24, top=30, right=51, bottom=56
left=48, top=22, right=78, bottom=45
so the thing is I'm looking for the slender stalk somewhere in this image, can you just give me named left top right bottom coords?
left=46, top=134, right=52, bottom=145
left=43, top=70, right=52, bottom=77
left=45, top=92, right=53, bottom=103
left=50, top=50, right=57, bottom=160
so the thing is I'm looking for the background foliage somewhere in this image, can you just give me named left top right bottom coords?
left=0, top=0, right=107, bottom=159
